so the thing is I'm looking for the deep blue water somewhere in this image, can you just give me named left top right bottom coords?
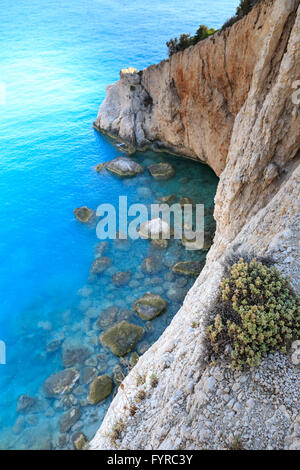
left=0, top=0, right=238, bottom=449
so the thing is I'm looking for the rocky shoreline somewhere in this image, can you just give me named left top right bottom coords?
left=89, top=0, right=300, bottom=450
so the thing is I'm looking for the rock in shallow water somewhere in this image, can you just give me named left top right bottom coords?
left=172, top=260, right=203, bottom=276
left=148, top=163, right=175, bottom=180
left=111, top=270, right=131, bottom=286
left=17, top=394, right=37, bottom=413
left=142, top=256, right=162, bottom=274
left=139, top=218, right=171, bottom=239
left=100, top=321, right=144, bottom=356
left=88, top=375, right=113, bottom=404
left=43, top=368, right=80, bottom=397
left=90, top=256, right=112, bottom=274
left=105, top=156, right=143, bottom=177
left=62, top=346, right=92, bottom=368
left=133, top=293, right=167, bottom=320
left=74, top=206, right=93, bottom=223
left=59, top=407, right=81, bottom=433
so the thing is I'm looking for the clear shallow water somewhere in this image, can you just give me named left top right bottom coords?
left=0, top=0, right=238, bottom=449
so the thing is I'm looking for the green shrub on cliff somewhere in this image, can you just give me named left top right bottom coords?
left=207, top=258, right=300, bottom=370
left=166, top=25, right=216, bottom=57
left=222, top=0, right=262, bottom=30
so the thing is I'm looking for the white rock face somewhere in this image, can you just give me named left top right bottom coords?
left=90, top=0, right=300, bottom=450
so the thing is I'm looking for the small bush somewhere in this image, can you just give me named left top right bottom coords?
left=166, top=25, right=216, bottom=57
left=207, top=258, right=300, bottom=370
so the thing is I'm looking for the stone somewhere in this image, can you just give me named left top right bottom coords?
left=72, top=432, right=88, bottom=450
left=44, top=368, right=80, bottom=397
left=82, top=367, right=98, bottom=385
left=157, top=195, right=176, bottom=204
left=105, top=156, right=143, bottom=177
left=111, top=270, right=131, bottom=286
left=100, top=321, right=144, bottom=356
left=95, top=163, right=105, bottom=172
left=179, top=197, right=194, bottom=206
left=139, top=218, right=171, bottom=239
left=172, top=260, right=203, bottom=276
left=95, top=241, right=109, bottom=255
left=62, top=346, right=91, bottom=367
left=148, top=163, right=175, bottom=180
left=74, top=206, right=93, bottom=223
left=59, top=407, right=81, bottom=433
left=17, top=395, right=36, bottom=413
left=96, top=306, right=119, bottom=329
left=151, top=239, right=169, bottom=249
left=90, top=256, right=112, bottom=274
left=133, top=293, right=166, bottom=320
left=46, top=339, right=62, bottom=353
left=142, top=256, right=162, bottom=274
left=88, top=375, right=113, bottom=404
left=130, top=352, right=139, bottom=368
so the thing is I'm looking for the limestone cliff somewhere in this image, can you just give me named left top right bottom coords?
left=90, top=0, right=300, bottom=450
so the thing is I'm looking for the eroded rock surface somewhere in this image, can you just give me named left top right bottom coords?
left=90, top=0, right=300, bottom=451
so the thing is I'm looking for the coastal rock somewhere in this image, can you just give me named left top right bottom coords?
left=148, top=162, right=175, bottom=180
left=72, top=432, right=88, bottom=450
left=88, top=375, right=113, bottom=404
left=172, top=260, right=203, bottom=276
left=59, top=407, right=81, bottom=433
left=139, top=218, right=171, bottom=239
left=90, top=256, right=112, bottom=274
left=133, top=293, right=166, bottom=320
left=95, top=163, right=105, bottom=172
left=96, top=306, right=119, bottom=329
left=62, top=346, right=91, bottom=368
left=111, top=270, right=131, bottom=286
left=74, top=207, right=93, bottom=223
left=151, top=239, right=169, bottom=249
left=100, top=321, right=144, bottom=356
left=17, top=394, right=37, bottom=413
left=90, top=0, right=300, bottom=452
left=44, top=368, right=80, bottom=397
left=157, top=195, right=176, bottom=204
left=142, top=256, right=162, bottom=274
left=105, top=156, right=143, bottom=177
left=82, top=367, right=98, bottom=385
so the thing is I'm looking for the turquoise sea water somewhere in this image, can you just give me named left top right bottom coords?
left=0, top=0, right=238, bottom=449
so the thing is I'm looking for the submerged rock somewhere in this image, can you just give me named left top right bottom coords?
left=157, top=195, right=176, bottom=204
left=179, top=197, right=194, bottom=206
left=151, top=239, right=169, bottom=249
left=172, top=260, right=203, bottom=276
left=111, top=270, right=131, bottom=286
left=88, top=375, right=113, bottom=404
left=139, top=218, right=171, bottom=239
left=96, top=306, right=119, bottom=329
left=148, top=163, right=175, bottom=180
left=133, top=293, right=167, bottom=320
left=100, top=321, right=144, bottom=356
left=72, top=432, right=88, bottom=450
left=95, top=241, right=109, bottom=256
left=74, top=206, right=93, bottom=223
left=44, top=368, right=80, bottom=397
left=90, top=256, right=112, bottom=274
left=82, top=367, right=98, bottom=385
left=142, top=256, right=162, bottom=274
left=106, top=156, right=143, bottom=177
left=59, top=407, right=81, bottom=433
left=62, top=346, right=91, bottom=368
left=17, top=394, right=37, bottom=413
left=95, top=163, right=105, bottom=172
